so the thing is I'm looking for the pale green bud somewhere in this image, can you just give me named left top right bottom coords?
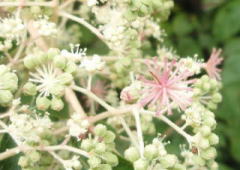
left=23, top=82, right=37, bottom=96
left=102, top=152, right=118, bottom=167
left=93, top=164, right=112, bottom=170
left=36, top=96, right=50, bottom=111
left=103, top=131, right=116, bottom=143
left=201, top=75, right=209, bottom=82
left=192, top=155, right=205, bottom=166
left=199, top=138, right=210, bottom=149
left=144, top=144, right=158, bottom=160
left=29, top=151, right=40, bottom=163
left=173, top=164, right=186, bottom=170
left=134, top=159, right=148, bottom=170
left=0, top=90, right=13, bottom=106
left=2, top=73, right=18, bottom=92
left=51, top=98, right=64, bottom=111
left=160, top=154, right=177, bottom=168
left=0, top=65, right=10, bottom=76
left=88, top=156, right=101, bottom=168
left=203, top=82, right=210, bottom=91
left=24, top=57, right=36, bottom=69
left=124, top=147, right=140, bottom=162
left=201, top=147, right=217, bottom=160
left=53, top=55, right=66, bottom=69
left=203, top=117, right=216, bottom=129
left=81, top=139, right=93, bottom=151
left=208, top=161, right=218, bottom=170
left=47, top=48, right=60, bottom=60
left=199, top=125, right=211, bottom=136
left=212, top=93, right=222, bottom=103
left=58, top=73, right=73, bottom=86
left=95, top=142, right=106, bottom=153
left=94, top=124, right=107, bottom=137
left=65, top=61, right=77, bottom=74
left=50, top=84, right=65, bottom=97
left=208, top=133, right=219, bottom=145
left=18, top=156, right=29, bottom=167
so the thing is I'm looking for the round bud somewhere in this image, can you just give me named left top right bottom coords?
left=144, top=144, right=158, bottom=160
left=94, top=164, right=112, bottom=170
left=208, top=133, right=219, bottom=145
left=53, top=55, right=66, bottom=69
left=95, top=142, right=106, bottom=153
left=51, top=98, right=64, bottom=111
left=202, top=82, right=210, bottom=91
left=23, top=82, right=37, bottom=96
left=124, top=147, right=140, bottom=162
left=58, top=73, right=73, bottom=86
left=173, top=164, right=186, bottom=170
left=199, top=138, right=210, bottom=149
left=50, top=84, right=65, bottom=97
left=29, top=151, right=40, bottom=163
left=24, top=57, right=36, bottom=69
left=65, top=61, right=77, bottom=74
left=192, top=155, right=205, bottom=166
left=18, top=156, right=29, bottom=167
left=103, top=131, right=116, bottom=143
left=47, top=48, right=60, bottom=60
left=207, top=102, right=217, bottom=110
left=212, top=93, right=222, bottom=103
left=81, top=139, right=93, bottom=152
left=160, top=154, right=178, bottom=168
left=36, top=96, right=50, bottom=111
left=2, top=73, right=18, bottom=92
left=201, top=75, right=209, bottom=82
left=203, top=117, right=216, bottom=129
left=0, top=65, right=10, bottom=76
left=0, top=90, right=13, bottom=106
left=201, top=147, right=217, bottom=160
left=102, top=152, right=118, bottom=167
left=88, top=156, right=101, bottom=168
left=199, top=125, right=211, bottom=136
left=94, top=124, right=107, bottom=137
left=134, top=158, right=148, bottom=170
left=208, top=161, right=218, bottom=170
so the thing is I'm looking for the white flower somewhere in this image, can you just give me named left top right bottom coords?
left=87, top=0, right=98, bottom=6
left=67, top=113, right=89, bottom=139
left=33, top=16, right=57, bottom=37
left=61, top=44, right=86, bottom=62
left=80, top=55, right=105, bottom=72
left=179, top=57, right=202, bottom=74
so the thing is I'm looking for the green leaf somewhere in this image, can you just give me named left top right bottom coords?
left=213, top=0, right=240, bottom=41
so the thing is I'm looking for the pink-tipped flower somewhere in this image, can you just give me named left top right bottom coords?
left=204, top=48, right=223, bottom=80
left=139, top=58, right=193, bottom=115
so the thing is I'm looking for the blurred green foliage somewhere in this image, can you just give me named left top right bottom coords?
left=163, top=0, right=240, bottom=169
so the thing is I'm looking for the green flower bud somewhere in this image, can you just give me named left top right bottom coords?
left=58, top=150, right=70, bottom=159
left=201, top=147, right=217, bottom=160
left=58, top=73, right=73, bottom=86
left=2, top=73, right=18, bottom=92
left=199, top=125, right=211, bottom=136
left=160, top=154, right=177, bottom=168
left=93, top=164, right=112, bottom=170
left=102, top=152, right=118, bottom=167
left=203, top=117, right=216, bottom=129
left=103, top=131, right=116, bottom=143
left=0, top=65, right=10, bottom=76
left=124, top=147, right=140, bottom=162
left=199, top=138, right=210, bottom=149
left=65, top=61, right=77, bottom=74
left=134, top=158, right=148, bottom=170
left=94, top=124, right=107, bottom=137
left=53, top=55, right=67, bottom=69
left=23, top=82, right=37, bottom=96
left=50, top=84, right=65, bottom=97
left=47, top=48, right=60, bottom=60
left=88, top=156, right=101, bottom=168
left=173, top=164, right=186, bottom=170
left=24, top=56, right=36, bottom=69
left=208, top=133, right=219, bottom=145
left=36, top=96, right=50, bottom=111
left=81, top=139, right=93, bottom=152
left=51, top=98, right=64, bottom=111
left=95, top=142, right=106, bottom=153
left=192, top=155, right=205, bottom=166
left=29, top=151, right=40, bottom=163
left=18, top=156, right=29, bottom=168
left=208, top=161, right=218, bottom=170
left=144, top=144, right=158, bottom=160
left=212, top=93, right=222, bottom=103
left=201, top=75, right=209, bottom=82
left=202, top=82, right=210, bottom=91
left=0, top=90, right=13, bottom=106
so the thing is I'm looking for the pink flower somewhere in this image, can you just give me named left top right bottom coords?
left=139, top=58, right=193, bottom=115
left=204, top=48, right=223, bottom=80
